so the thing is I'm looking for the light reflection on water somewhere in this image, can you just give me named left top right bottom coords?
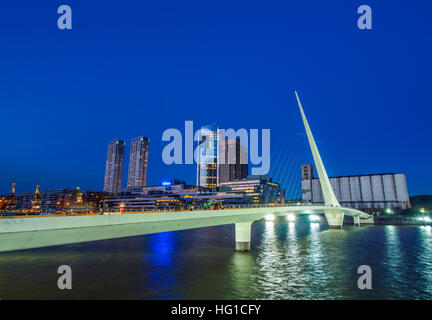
left=254, top=221, right=284, bottom=299
left=0, top=220, right=432, bottom=299
left=382, top=226, right=405, bottom=299
left=417, top=226, right=432, bottom=296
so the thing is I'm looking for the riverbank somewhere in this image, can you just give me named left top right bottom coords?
left=373, top=215, right=431, bottom=226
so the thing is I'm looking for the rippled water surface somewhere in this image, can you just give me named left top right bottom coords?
left=1, top=220, right=432, bottom=299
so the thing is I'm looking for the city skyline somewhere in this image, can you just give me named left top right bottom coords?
left=2, top=0, right=432, bottom=303
left=1, top=122, right=429, bottom=196
left=1, top=1, right=431, bottom=195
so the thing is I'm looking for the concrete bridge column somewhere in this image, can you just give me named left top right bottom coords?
left=235, top=222, right=253, bottom=251
left=354, top=216, right=360, bottom=226
left=361, top=215, right=375, bottom=225
left=325, top=211, right=344, bottom=229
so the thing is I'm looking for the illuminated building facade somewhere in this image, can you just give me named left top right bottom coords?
left=14, top=188, right=106, bottom=212
left=218, top=175, right=285, bottom=204
left=103, top=139, right=125, bottom=193
left=218, top=138, right=248, bottom=184
left=0, top=180, right=16, bottom=210
left=301, top=164, right=410, bottom=211
left=103, top=176, right=285, bottom=212
left=127, top=136, right=150, bottom=189
left=0, top=194, right=15, bottom=210
left=82, top=190, right=106, bottom=208
left=196, top=124, right=219, bottom=189
left=103, top=181, right=199, bottom=211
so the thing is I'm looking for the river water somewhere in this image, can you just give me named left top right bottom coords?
left=0, top=219, right=432, bottom=300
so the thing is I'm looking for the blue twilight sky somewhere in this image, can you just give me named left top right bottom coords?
left=0, top=0, right=431, bottom=196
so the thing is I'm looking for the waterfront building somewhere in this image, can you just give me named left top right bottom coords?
left=0, top=194, right=15, bottom=210
left=0, top=180, right=16, bottom=210
left=301, top=164, right=410, bottom=212
left=218, top=138, right=248, bottom=184
left=103, top=139, right=125, bottom=193
left=127, top=136, right=150, bottom=189
left=82, top=190, right=107, bottom=208
left=14, top=188, right=106, bottom=213
left=196, top=124, right=219, bottom=189
left=103, top=175, right=285, bottom=212
left=103, top=181, right=199, bottom=211
left=410, top=195, right=432, bottom=211
left=218, top=175, right=285, bottom=204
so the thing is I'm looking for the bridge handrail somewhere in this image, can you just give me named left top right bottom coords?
left=1, top=203, right=372, bottom=218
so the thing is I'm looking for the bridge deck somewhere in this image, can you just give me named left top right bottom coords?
left=0, top=205, right=371, bottom=252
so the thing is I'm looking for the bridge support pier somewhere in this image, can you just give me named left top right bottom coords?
left=354, top=216, right=360, bottom=226
left=325, top=211, right=344, bottom=229
left=235, top=222, right=253, bottom=251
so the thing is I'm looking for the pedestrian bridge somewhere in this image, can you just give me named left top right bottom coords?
left=0, top=91, right=374, bottom=253
left=0, top=204, right=372, bottom=252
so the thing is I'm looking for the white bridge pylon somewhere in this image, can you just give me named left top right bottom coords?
left=295, top=91, right=344, bottom=228
left=295, top=91, right=340, bottom=208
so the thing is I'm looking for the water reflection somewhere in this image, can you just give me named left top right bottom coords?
left=253, top=221, right=329, bottom=299
left=421, top=225, right=432, bottom=236
left=146, top=232, right=175, bottom=267
left=283, top=223, right=306, bottom=298
left=1, top=224, right=432, bottom=299
left=285, top=223, right=299, bottom=262
left=308, top=223, right=324, bottom=264
left=383, top=225, right=406, bottom=299
left=139, top=232, right=177, bottom=298
left=384, top=226, right=402, bottom=268
left=230, top=252, right=254, bottom=299
left=303, top=223, right=330, bottom=298
left=288, top=222, right=296, bottom=232
left=418, top=226, right=432, bottom=298
left=254, top=221, right=287, bottom=299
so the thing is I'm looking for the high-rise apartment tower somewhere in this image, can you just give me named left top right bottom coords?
left=127, top=136, right=150, bottom=188
left=103, top=139, right=125, bottom=193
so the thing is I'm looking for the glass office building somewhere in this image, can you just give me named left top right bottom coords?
left=196, top=124, right=219, bottom=189
left=218, top=137, right=248, bottom=184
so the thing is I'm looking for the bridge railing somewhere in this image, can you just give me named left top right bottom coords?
left=101, top=202, right=325, bottom=214
left=1, top=202, right=326, bottom=215
left=1, top=203, right=370, bottom=218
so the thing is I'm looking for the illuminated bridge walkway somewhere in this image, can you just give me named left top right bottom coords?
left=0, top=204, right=371, bottom=252
left=0, top=91, right=372, bottom=252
